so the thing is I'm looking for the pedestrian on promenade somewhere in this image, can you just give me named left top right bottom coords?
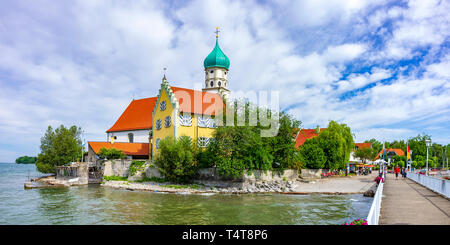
left=394, top=165, right=400, bottom=180
left=402, top=167, right=407, bottom=179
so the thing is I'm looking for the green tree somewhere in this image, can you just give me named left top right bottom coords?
left=209, top=125, right=273, bottom=178
left=15, top=156, right=37, bottom=164
left=155, top=136, right=198, bottom=183
left=317, top=121, right=354, bottom=170
left=263, top=112, right=302, bottom=169
left=299, top=137, right=326, bottom=169
left=35, top=125, right=83, bottom=173
left=354, top=147, right=377, bottom=164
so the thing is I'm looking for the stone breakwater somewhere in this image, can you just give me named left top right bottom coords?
left=102, top=173, right=378, bottom=195
left=102, top=180, right=298, bottom=194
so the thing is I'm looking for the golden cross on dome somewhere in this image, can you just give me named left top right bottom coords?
left=215, top=27, right=220, bottom=38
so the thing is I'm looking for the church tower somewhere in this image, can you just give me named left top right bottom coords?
left=202, top=27, right=230, bottom=100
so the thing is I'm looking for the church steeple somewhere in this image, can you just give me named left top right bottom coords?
left=202, top=27, right=230, bottom=100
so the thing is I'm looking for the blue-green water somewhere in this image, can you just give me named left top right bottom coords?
left=0, top=163, right=372, bottom=225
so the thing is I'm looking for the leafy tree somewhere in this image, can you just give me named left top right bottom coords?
left=263, top=112, right=302, bottom=169
left=155, top=136, right=198, bottom=183
left=209, top=125, right=273, bottom=178
left=354, top=147, right=377, bottom=164
left=365, top=139, right=383, bottom=153
left=299, top=137, right=326, bottom=169
left=36, top=125, right=83, bottom=173
left=98, top=147, right=126, bottom=159
left=15, top=156, right=37, bottom=164
left=317, top=121, right=354, bottom=170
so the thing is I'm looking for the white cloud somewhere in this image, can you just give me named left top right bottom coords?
left=0, top=0, right=449, bottom=162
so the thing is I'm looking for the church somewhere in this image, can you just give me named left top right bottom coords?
left=87, top=29, right=230, bottom=161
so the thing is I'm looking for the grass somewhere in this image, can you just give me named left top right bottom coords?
left=161, top=184, right=203, bottom=190
left=103, top=175, right=128, bottom=181
left=133, top=176, right=168, bottom=183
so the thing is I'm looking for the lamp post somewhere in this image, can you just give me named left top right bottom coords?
left=426, top=139, right=431, bottom=176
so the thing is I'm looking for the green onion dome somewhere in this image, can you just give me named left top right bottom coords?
left=203, top=38, right=230, bottom=70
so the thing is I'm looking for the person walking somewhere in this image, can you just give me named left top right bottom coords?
left=394, top=165, right=400, bottom=180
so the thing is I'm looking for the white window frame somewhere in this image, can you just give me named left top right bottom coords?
left=160, top=100, right=166, bottom=111
left=179, top=113, right=192, bottom=126
left=155, top=119, right=162, bottom=130
left=164, top=116, right=171, bottom=128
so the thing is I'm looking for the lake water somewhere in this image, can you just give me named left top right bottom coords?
left=0, top=163, right=372, bottom=225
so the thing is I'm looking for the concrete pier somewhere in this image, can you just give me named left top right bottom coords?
left=380, top=173, right=450, bottom=225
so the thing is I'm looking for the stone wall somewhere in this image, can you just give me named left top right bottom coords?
left=194, top=168, right=299, bottom=187
left=56, top=162, right=89, bottom=185
left=300, top=169, right=323, bottom=179
left=103, top=159, right=133, bottom=177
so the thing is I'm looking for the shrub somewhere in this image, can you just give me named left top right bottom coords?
left=103, top=176, right=128, bottom=181
left=129, top=160, right=146, bottom=176
left=98, top=147, right=126, bottom=160
left=155, top=136, right=198, bottom=183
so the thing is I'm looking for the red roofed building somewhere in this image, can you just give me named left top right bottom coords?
left=295, top=127, right=327, bottom=148
left=375, top=148, right=405, bottom=160
left=86, top=142, right=149, bottom=162
left=354, top=143, right=372, bottom=150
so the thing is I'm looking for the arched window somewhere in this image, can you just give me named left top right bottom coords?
left=128, top=133, right=134, bottom=143
left=218, top=81, right=221, bottom=87
left=210, top=80, right=214, bottom=87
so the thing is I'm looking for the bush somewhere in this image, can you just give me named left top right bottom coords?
left=129, top=160, right=146, bottom=176
left=208, top=126, right=273, bottom=178
left=155, top=136, right=198, bottom=183
left=103, top=176, right=128, bottom=181
left=98, top=147, right=126, bottom=160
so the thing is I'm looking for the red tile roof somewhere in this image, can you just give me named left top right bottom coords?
left=106, top=86, right=224, bottom=133
left=295, top=128, right=327, bottom=147
left=88, top=142, right=149, bottom=156
left=375, top=148, right=405, bottom=159
left=107, top=97, right=157, bottom=132
left=355, top=143, right=372, bottom=149
left=171, top=87, right=224, bottom=116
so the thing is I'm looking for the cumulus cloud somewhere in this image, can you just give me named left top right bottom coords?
left=0, top=0, right=449, bottom=162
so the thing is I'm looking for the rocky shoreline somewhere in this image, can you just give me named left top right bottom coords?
left=101, top=176, right=376, bottom=195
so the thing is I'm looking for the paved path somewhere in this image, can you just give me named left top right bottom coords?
left=380, top=173, right=450, bottom=225
left=292, top=173, right=378, bottom=193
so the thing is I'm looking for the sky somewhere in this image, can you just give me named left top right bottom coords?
left=0, top=0, right=449, bottom=162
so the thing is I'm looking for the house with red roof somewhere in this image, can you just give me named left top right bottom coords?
left=375, top=148, right=405, bottom=160
left=294, top=127, right=327, bottom=148
left=87, top=31, right=229, bottom=161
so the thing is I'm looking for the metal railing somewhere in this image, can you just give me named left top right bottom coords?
left=407, top=172, right=449, bottom=198
left=366, top=167, right=385, bottom=225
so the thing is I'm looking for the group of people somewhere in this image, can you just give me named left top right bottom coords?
left=394, top=165, right=407, bottom=180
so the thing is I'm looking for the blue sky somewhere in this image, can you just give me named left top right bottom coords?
left=0, top=0, right=449, bottom=162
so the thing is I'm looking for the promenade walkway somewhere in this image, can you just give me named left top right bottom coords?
left=380, top=173, right=450, bottom=225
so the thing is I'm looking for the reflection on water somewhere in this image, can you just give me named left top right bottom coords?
left=0, top=163, right=372, bottom=225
